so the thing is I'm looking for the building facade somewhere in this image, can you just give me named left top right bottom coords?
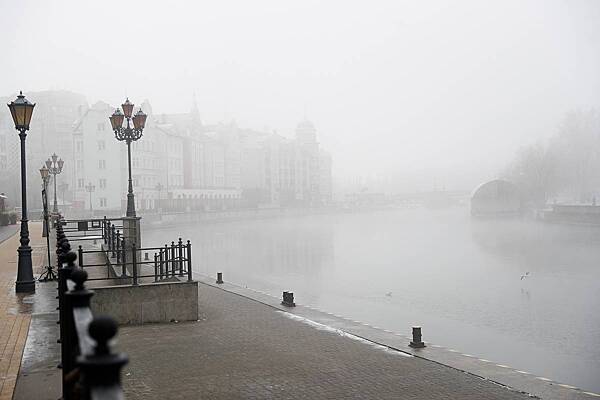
left=0, top=90, right=332, bottom=215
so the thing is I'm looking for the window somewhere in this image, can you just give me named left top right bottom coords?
left=99, top=178, right=107, bottom=189
left=99, top=198, right=107, bottom=207
left=76, top=160, right=83, bottom=170
left=97, top=140, right=105, bottom=150
left=98, top=160, right=106, bottom=169
left=76, top=141, right=83, bottom=153
left=97, top=123, right=105, bottom=132
left=78, top=179, right=84, bottom=188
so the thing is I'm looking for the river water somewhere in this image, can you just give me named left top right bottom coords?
left=145, top=207, right=600, bottom=392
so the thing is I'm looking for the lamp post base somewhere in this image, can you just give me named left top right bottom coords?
left=15, top=280, right=35, bottom=293
left=126, top=193, right=136, bottom=218
left=16, top=245, right=35, bottom=293
left=122, top=217, right=141, bottom=250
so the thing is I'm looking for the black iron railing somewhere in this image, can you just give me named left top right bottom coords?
left=64, top=215, right=195, bottom=284
left=59, top=217, right=125, bottom=243
left=77, top=239, right=193, bottom=284
left=55, top=216, right=128, bottom=400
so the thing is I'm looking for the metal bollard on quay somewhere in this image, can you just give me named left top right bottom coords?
left=409, top=326, right=426, bottom=348
left=281, top=291, right=295, bottom=307
left=216, top=272, right=224, bottom=284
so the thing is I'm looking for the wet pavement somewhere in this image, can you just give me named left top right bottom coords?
left=0, top=225, right=18, bottom=245
left=11, top=281, right=61, bottom=400
left=12, top=232, right=113, bottom=400
left=117, top=281, right=534, bottom=400
left=194, top=275, right=600, bottom=400
left=0, top=223, right=42, bottom=400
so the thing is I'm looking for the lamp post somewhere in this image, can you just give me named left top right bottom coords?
left=45, top=153, right=64, bottom=213
left=109, top=99, right=147, bottom=217
left=40, top=166, right=50, bottom=238
left=38, top=166, right=55, bottom=281
left=7, top=92, right=35, bottom=293
left=85, top=182, right=95, bottom=214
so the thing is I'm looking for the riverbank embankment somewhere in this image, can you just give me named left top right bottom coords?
left=117, top=278, right=536, bottom=400
left=12, top=257, right=599, bottom=399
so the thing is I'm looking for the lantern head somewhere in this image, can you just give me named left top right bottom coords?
left=121, top=98, right=134, bottom=118
left=7, top=91, right=35, bottom=131
left=40, top=165, right=49, bottom=180
left=132, top=109, right=147, bottom=130
left=109, top=109, right=124, bottom=130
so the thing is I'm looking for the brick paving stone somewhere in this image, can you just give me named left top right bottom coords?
left=118, top=283, right=534, bottom=400
left=0, top=223, right=42, bottom=400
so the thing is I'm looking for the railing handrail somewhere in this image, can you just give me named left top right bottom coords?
left=77, top=219, right=195, bottom=284
left=62, top=217, right=128, bottom=223
left=55, top=215, right=128, bottom=400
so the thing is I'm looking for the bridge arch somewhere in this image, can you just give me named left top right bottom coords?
left=471, top=179, right=521, bottom=217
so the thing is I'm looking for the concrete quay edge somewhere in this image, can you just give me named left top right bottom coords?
left=194, top=274, right=600, bottom=400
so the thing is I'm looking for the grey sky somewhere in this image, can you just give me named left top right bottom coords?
left=2, top=0, right=599, bottom=190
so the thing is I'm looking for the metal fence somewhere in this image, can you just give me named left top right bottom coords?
left=55, top=215, right=127, bottom=399
left=60, top=217, right=125, bottom=243
left=62, top=216, right=193, bottom=284
left=78, top=239, right=193, bottom=285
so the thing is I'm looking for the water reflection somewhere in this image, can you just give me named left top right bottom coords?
left=192, top=219, right=334, bottom=280
left=145, top=209, right=600, bottom=392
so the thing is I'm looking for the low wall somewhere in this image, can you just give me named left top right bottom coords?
left=90, top=280, right=198, bottom=325
left=542, top=205, right=600, bottom=225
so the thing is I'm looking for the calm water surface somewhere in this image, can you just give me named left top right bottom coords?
left=146, top=208, right=600, bottom=392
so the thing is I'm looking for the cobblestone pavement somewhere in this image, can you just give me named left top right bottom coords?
left=0, top=222, right=44, bottom=400
left=118, top=283, right=533, bottom=399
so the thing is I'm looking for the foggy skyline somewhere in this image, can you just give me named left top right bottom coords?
left=2, top=0, right=600, bottom=190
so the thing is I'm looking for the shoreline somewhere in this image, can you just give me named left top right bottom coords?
left=140, top=205, right=418, bottom=230
left=190, top=274, right=598, bottom=399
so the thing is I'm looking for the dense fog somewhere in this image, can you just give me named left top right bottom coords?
left=1, top=0, right=599, bottom=193
left=2, top=0, right=600, bottom=395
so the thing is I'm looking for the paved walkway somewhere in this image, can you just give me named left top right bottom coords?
left=118, top=282, right=533, bottom=399
left=11, top=230, right=117, bottom=400
left=0, top=226, right=18, bottom=246
left=0, top=222, right=44, bottom=400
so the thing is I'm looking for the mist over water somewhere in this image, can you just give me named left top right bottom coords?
left=2, top=0, right=600, bottom=396
left=146, top=208, right=600, bottom=392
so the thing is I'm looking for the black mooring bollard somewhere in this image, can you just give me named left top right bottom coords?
left=281, top=291, right=296, bottom=307
left=409, top=326, right=426, bottom=348
left=216, top=272, right=223, bottom=284
left=144, top=252, right=149, bottom=261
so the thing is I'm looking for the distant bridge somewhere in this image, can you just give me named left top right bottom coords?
left=470, top=179, right=521, bottom=217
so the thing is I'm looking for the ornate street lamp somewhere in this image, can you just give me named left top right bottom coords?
left=38, top=166, right=55, bottom=281
left=40, top=166, right=50, bottom=238
left=7, top=91, right=35, bottom=293
left=85, top=182, right=96, bottom=213
left=109, top=99, right=147, bottom=217
left=45, top=153, right=64, bottom=213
